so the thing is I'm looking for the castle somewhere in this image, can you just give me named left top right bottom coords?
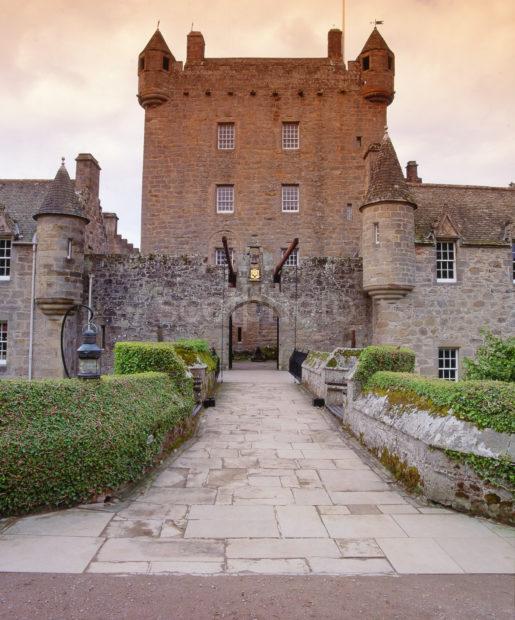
left=0, top=25, right=513, bottom=379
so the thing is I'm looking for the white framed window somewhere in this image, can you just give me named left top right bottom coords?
left=374, top=223, right=380, bottom=245
left=216, top=185, right=234, bottom=213
left=282, top=122, right=299, bottom=150
left=0, top=321, right=7, bottom=365
left=282, top=247, right=299, bottom=267
left=438, top=348, right=458, bottom=381
left=282, top=185, right=299, bottom=212
left=436, top=241, right=456, bottom=282
left=0, top=238, right=12, bottom=280
left=215, top=247, right=234, bottom=266
left=218, top=123, right=235, bottom=150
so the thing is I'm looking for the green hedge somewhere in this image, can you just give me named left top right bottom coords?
left=367, top=372, right=515, bottom=434
left=354, top=345, right=416, bottom=385
left=114, top=342, right=193, bottom=395
left=0, top=373, right=194, bottom=516
left=463, top=331, right=515, bottom=382
left=173, top=338, right=210, bottom=353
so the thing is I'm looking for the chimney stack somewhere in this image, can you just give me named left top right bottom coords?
left=406, top=160, right=422, bottom=183
left=187, top=31, right=205, bottom=63
left=328, top=29, right=343, bottom=62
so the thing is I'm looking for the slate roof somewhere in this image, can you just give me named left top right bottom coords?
left=34, top=163, right=88, bottom=222
left=360, top=27, right=392, bottom=54
left=410, top=183, right=515, bottom=246
left=364, top=132, right=415, bottom=206
left=0, top=179, right=52, bottom=242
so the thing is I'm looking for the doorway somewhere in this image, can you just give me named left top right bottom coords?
left=229, top=302, right=279, bottom=370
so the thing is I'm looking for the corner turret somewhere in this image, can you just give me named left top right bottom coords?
left=138, top=29, right=175, bottom=109
left=357, top=27, right=395, bottom=105
left=360, top=131, right=416, bottom=302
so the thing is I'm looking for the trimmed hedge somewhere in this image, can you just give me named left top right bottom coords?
left=0, top=373, right=194, bottom=516
left=173, top=338, right=210, bottom=353
left=367, top=372, right=515, bottom=434
left=114, top=342, right=193, bottom=395
left=354, top=345, right=416, bottom=385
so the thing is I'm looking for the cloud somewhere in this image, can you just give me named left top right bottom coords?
left=0, top=0, right=514, bottom=245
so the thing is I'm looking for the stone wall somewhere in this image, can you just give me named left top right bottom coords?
left=372, top=244, right=515, bottom=376
left=343, top=391, right=514, bottom=524
left=87, top=254, right=370, bottom=372
left=232, top=302, right=277, bottom=354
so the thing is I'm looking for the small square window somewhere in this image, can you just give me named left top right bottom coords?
left=436, top=241, right=456, bottom=282
left=218, top=123, right=235, bottom=150
left=362, top=56, right=370, bottom=71
left=282, top=247, right=299, bottom=267
left=0, top=320, right=7, bottom=365
left=216, top=185, right=234, bottom=213
left=0, top=238, right=12, bottom=280
left=282, top=185, right=299, bottom=212
left=282, top=122, right=299, bottom=150
left=438, top=348, right=458, bottom=381
left=215, top=247, right=234, bottom=266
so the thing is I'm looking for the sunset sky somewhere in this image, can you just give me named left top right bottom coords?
left=1, top=0, right=514, bottom=245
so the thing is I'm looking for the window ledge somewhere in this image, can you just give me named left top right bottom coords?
left=0, top=276, right=11, bottom=281
left=436, top=279, right=457, bottom=284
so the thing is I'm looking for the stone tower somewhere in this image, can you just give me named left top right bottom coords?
left=360, top=131, right=416, bottom=302
left=32, top=161, right=89, bottom=378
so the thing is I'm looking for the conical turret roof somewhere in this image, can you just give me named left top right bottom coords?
left=360, top=27, right=392, bottom=54
left=364, top=131, right=415, bottom=206
left=142, top=29, right=173, bottom=57
left=34, top=160, right=89, bottom=221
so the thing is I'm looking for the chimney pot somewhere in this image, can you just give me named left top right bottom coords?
left=187, top=31, right=205, bottom=63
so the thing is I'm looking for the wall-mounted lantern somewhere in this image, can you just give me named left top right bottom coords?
left=77, top=323, right=102, bottom=379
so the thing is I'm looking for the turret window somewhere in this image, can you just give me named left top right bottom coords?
left=436, top=241, right=456, bottom=282
left=162, top=56, right=170, bottom=71
left=218, top=123, right=235, bottom=150
left=138, top=56, right=145, bottom=71
left=66, top=239, right=73, bottom=260
left=388, top=55, right=394, bottom=71
left=0, top=238, right=12, bottom=280
left=374, top=223, right=380, bottom=245
left=0, top=321, right=7, bottom=365
left=362, top=56, right=370, bottom=71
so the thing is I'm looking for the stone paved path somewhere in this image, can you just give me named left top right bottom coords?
left=0, top=370, right=513, bottom=575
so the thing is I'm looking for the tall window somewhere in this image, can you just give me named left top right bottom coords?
left=216, top=185, right=234, bottom=213
left=215, top=247, right=234, bottom=266
left=362, top=56, right=370, bottom=71
left=282, top=185, right=299, bottom=212
left=512, top=242, right=515, bottom=283
left=374, top=223, right=380, bottom=245
left=438, top=348, right=458, bottom=381
left=282, top=122, right=299, bottom=150
left=436, top=241, right=456, bottom=282
left=282, top=247, right=299, bottom=267
left=0, top=239, right=12, bottom=280
left=237, top=327, right=242, bottom=342
left=0, top=321, right=7, bottom=365
left=218, top=123, right=235, bottom=150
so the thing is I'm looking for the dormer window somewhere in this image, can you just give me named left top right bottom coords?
left=138, top=56, right=145, bottom=71
left=0, top=238, right=11, bottom=280
left=362, top=56, right=370, bottom=71
left=162, top=56, right=170, bottom=71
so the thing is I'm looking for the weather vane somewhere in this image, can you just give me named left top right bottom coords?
left=371, top=19, right=384, bottom=26
left=157, top=20, right=160, bottom=30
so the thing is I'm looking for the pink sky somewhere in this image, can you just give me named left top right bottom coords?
left=0, top=0, right=514, bottom=245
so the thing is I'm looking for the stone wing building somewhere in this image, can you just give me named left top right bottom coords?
left=0, top=26, right=513, bottom=379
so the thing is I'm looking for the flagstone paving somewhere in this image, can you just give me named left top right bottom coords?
left=0, top=369, right=513, bottom=575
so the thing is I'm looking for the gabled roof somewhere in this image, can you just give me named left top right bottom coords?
left=142, top=29, right=173, bottom=57
left=360, top=27, right=392, bottom=54
left=364, top=132, right=415, bottom=206
left=34, top=162, right=88, bottom=222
